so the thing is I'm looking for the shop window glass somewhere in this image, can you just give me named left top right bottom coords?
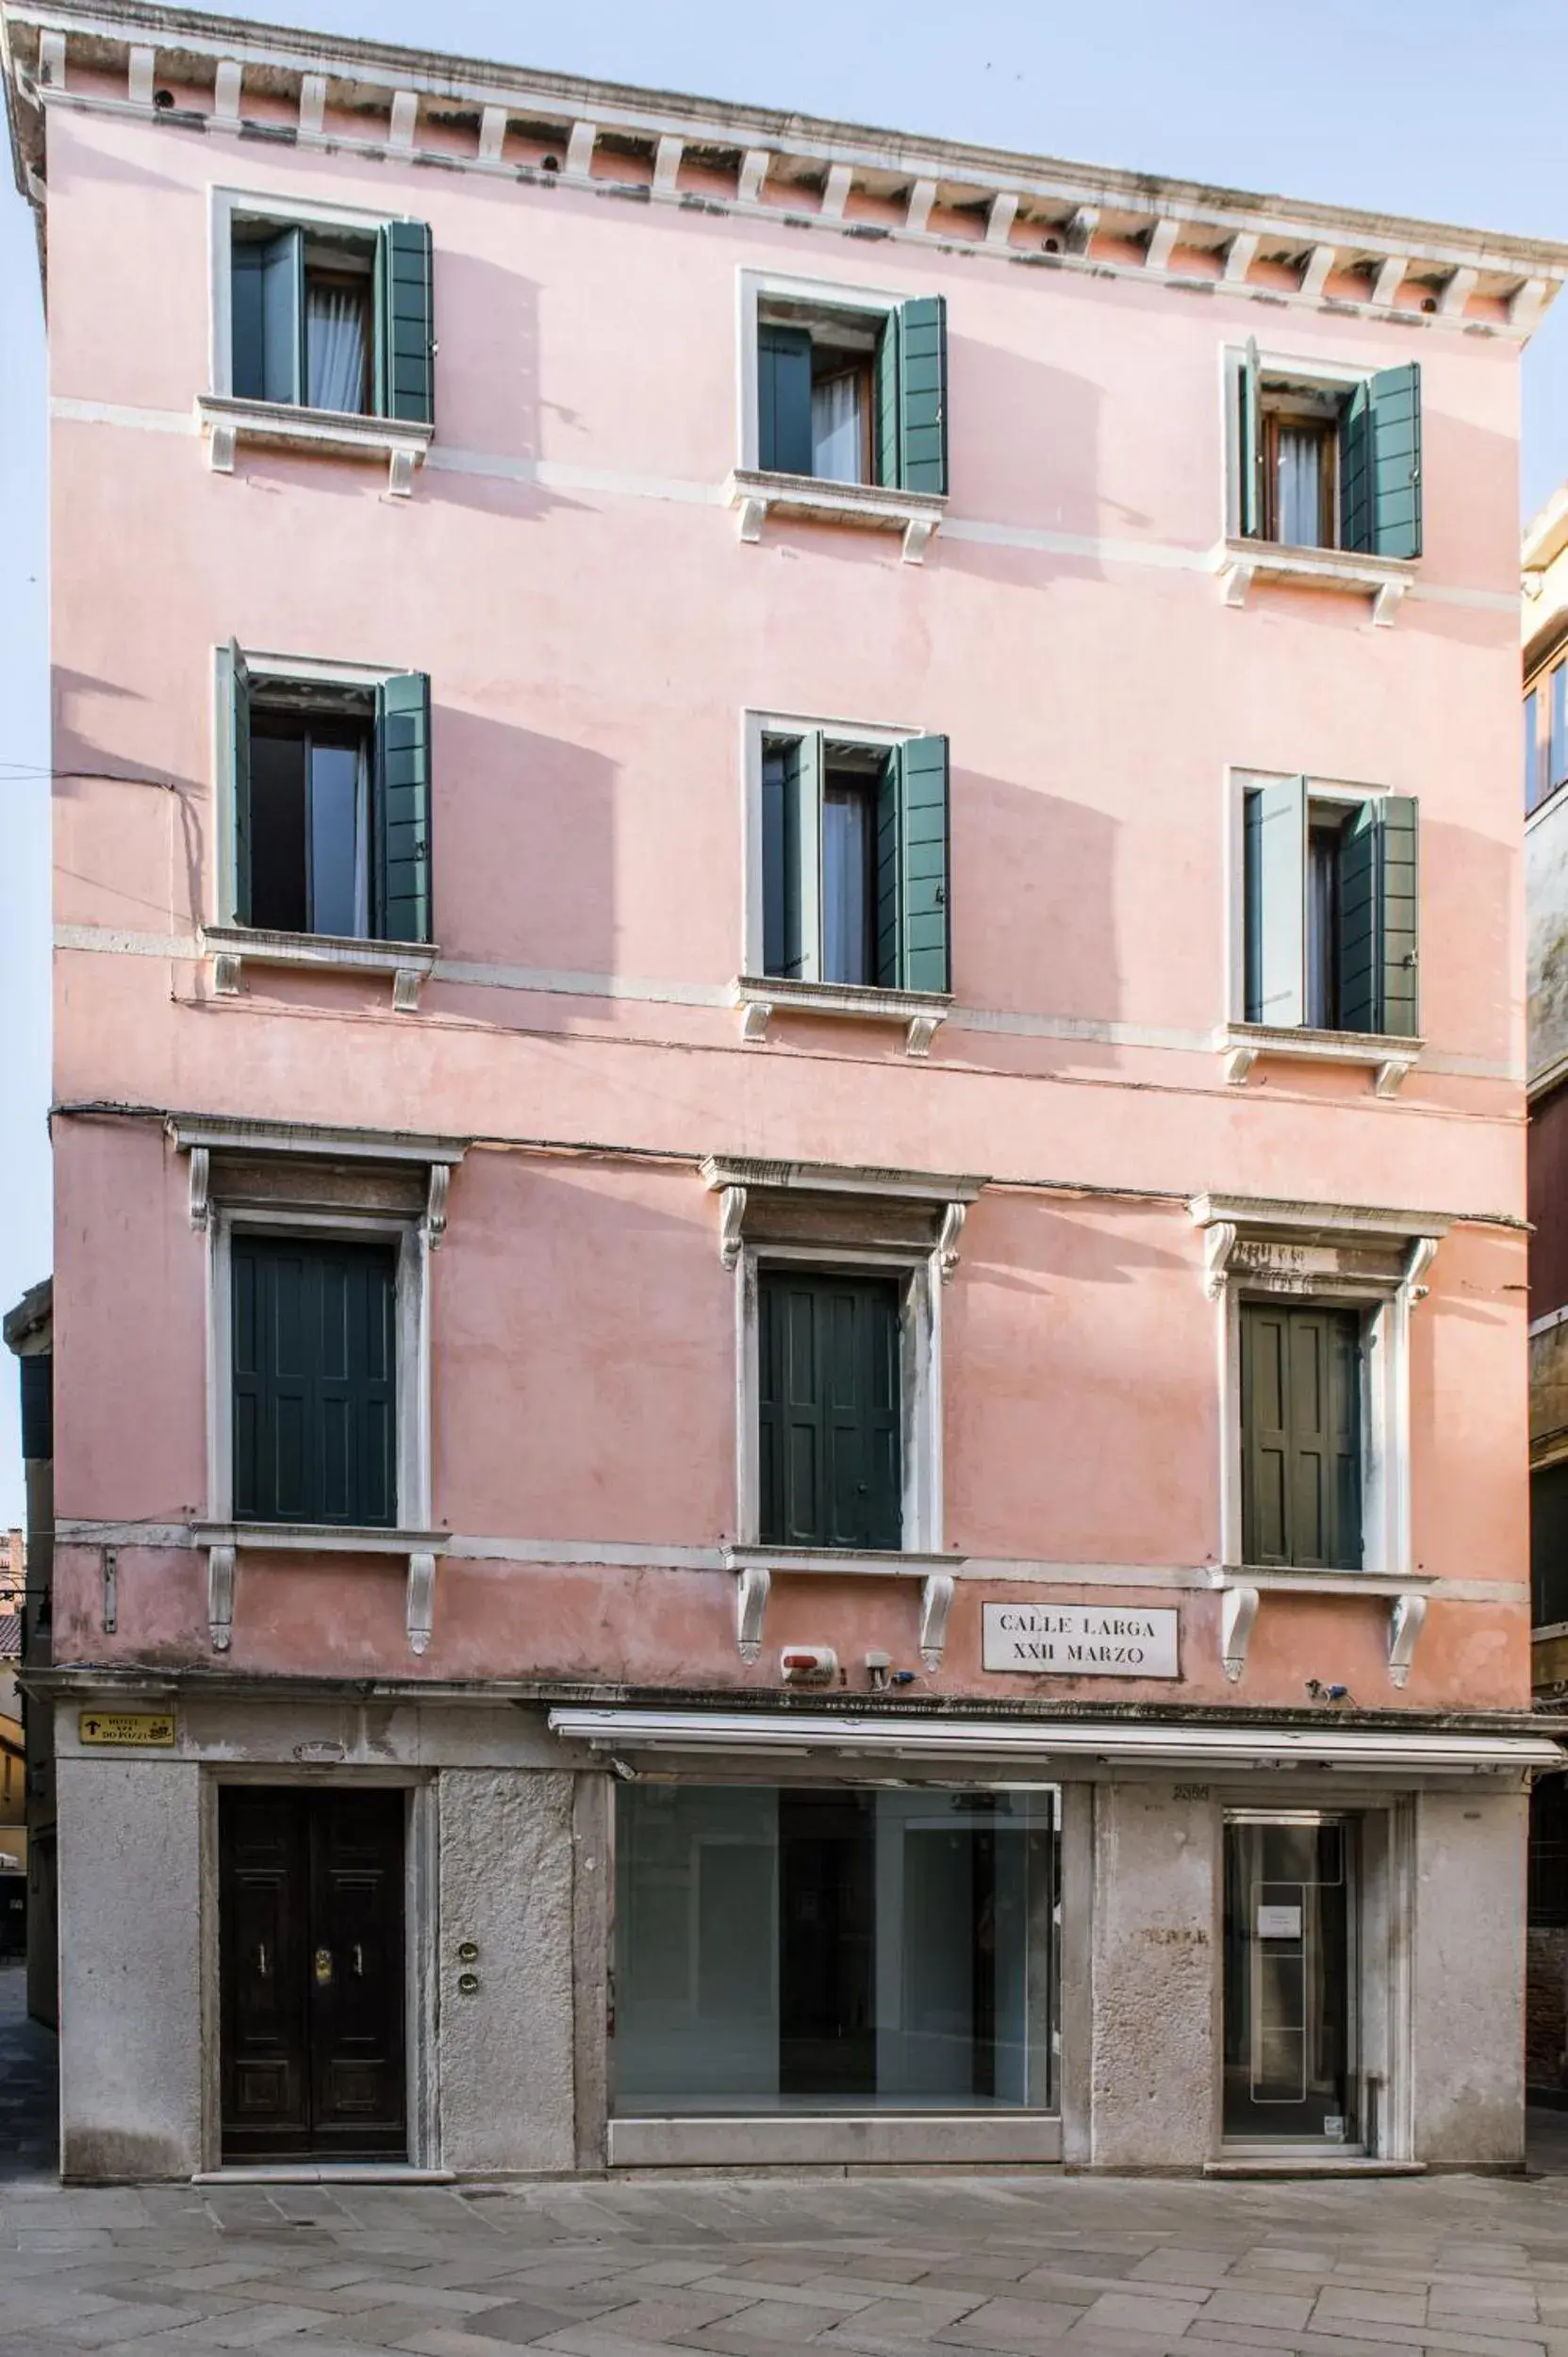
left=612, top=1783, right=1057, bottom=2115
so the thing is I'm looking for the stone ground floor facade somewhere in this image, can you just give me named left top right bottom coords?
left=44, top=1688, right=1555, bottom=2184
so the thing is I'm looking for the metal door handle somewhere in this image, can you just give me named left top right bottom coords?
left=353, top=1944, right=364, bottom=1978
left=313, top=1947, right=333, bottom=1986
left=256, top=1941, right=270, bottom=1980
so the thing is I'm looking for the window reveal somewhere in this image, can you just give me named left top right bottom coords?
left=758, top=1269, right=902, bottom=1553
left=1237, top=342, right=1421, bottom=559
left=223, top=645, right=433, bottom=948
left=232, top=1235, right=397, bottom=1528
left=760, top=729, right=950, bottom=994
left=249, top=709, right=371, bottom=938
left=230, top=216, right=434, bottom=425
left=1240, top=1300, right=1363, bottom=1571
left=757, top=294, right=947, bottom=496
left=1243, top=781, right=1418, bottom=1039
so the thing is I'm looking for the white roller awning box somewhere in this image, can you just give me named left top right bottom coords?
left=548, top=1706, right=1561, bottom=1776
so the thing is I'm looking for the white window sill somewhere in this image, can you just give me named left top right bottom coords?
left=734, top=974, right=952, bottom=1057
left=1210, top=1567, right=1431, bottom=1689
left=193, top=1525, right=447, bottom=1657
left=195, top=394, right=433, bottom=497
left=1211, top=536, right=1417, bottom=624
left=723, top=1545, right=965, bottom=1671
left=202, top=926, right=439, bottom=1013
left=729, top=469, right=946, bottom=563
left=1220, top=1022, right=1422, bottom=1096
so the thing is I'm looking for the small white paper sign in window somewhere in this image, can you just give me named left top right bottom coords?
left=1256, top=1903, right=1303, bottom=1939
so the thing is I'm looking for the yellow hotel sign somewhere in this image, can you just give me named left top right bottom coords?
left=77, top=1710, right=175, bottom=1749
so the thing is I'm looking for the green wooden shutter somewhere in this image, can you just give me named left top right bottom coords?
left=1368, top=363, right=1421, bottom=559
left=233, top=1236, right=396, bottom=1527
left=896, top=295, right=948, bottom=495
left=374, top=221, right=435, bottom=425
left=374, top=672, right=433, bottom=945
left=876, top=736, right=950, bottom=994
left=758, top=323, right=813, bottom=475
left=763, top=733, right=820, bottom=978
left=1242, top=778, right=1307, bottom=1026
left=218, top=639, right=253, bottom=924
left=1241, top=1302, right=1362, bottom=1570
left=258, top=225, right=305, bottom=406
left=1338, top=796, right=1419, bottom=1037
left=1341, top=363, right=1421, bottom=558
left=231, top=238, right=266, bottom=401
left=758, top=1272, right=901, bottom=1551
left=1238, top=337, right=1263, bottom=539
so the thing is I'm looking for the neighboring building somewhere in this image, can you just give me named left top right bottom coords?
left=2, top=0, right=1564, bottom=2182
left=4, top=1282, right=54, bottom=2020
left=1523, top=494, right=1568, bottom=2091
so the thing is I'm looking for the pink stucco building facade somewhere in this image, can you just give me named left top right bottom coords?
left=6, top=0, right=1568, bottom=2178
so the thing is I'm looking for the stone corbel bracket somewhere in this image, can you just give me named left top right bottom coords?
left=937, top=1201, right=966, bottom=1284
left=208, top=1542, right=237, bottom=1652
left=735, top=1562, right=771, bottom=1663
left=718, top=1185, right=747, bottom=1271
left=1221, top=1584, right=1259, bottom=1682
left=406, top=1551, right=437, bottom=1656
left=425, top=1162, right=452, bottom=1250
left=189, top=1146, right=211, bottom=1231
left=1404, top=1233, right=1439, bottom=1303
left=919, top=1571, right=954, bottom=1671
left=1388, top=1591, right=1427, bottom=1689
left=1202, top=1221, right=1239, bottom=1300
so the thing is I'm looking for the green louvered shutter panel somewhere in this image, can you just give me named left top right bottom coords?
left=758, top=1272, right=901, bottom=1551
left=374, top=672, right=433, bottom=944
left=233, top=1235, right=397, bottom=1527
left=1243, top=778, right=1307, bottom=1025
left=1338, top=796, right=1419, bottom=1037
left=230, top=238, right=266, bottom=401
left=1341, top=364, right=1421, bottom=558
left=374, top=221, right=435, bottom=425
left=876, top=735, right=949, bottom=994
left=256, top=225, right=305, bottom=405
left=1238, top=337, right=1263, bottom=539
left=758, top=323, right=813, bottom=474
left=1242, top=1303, right=1362, bottom=1570
left=1368, top=363, right=1421, bottom=558
left=220, top=639, right=253, bottom=924
left=874, top=311, right=900, bottom=488
left=762, top=733, right=821, bottom=978
left=897, top=295, right=948, bottom=494
left=1339, top=376, right=1372, bottom=552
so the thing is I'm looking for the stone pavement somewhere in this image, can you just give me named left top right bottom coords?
left=16, top=1970, right=1568, bottom=2357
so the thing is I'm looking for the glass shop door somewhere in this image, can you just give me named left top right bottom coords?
left=1222, top=1814, right=1357, bottom=2145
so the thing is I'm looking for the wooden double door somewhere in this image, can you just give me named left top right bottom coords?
left=220, top=1787, right=406, bottom=2162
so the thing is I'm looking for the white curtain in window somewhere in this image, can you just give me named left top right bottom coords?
left=821, top=788, right=872, bottom=985
left=1277, top=426, right=1327, bottom=548
left=812, top=371, right=863, bottom=485
left=306, top=283, right=368, bottom=415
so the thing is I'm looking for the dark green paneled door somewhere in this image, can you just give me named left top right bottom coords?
left=1241, top=1301, right=1362, bottom=1570
left=758, top=1271, right=902, bottom=1551
left=233, top=1236, right=397, bottom=1527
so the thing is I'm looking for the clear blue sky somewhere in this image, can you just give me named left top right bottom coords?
left=1, top=0, right=1566, bottom=1524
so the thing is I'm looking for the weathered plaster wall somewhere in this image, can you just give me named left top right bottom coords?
left=1088, top=1782, right=1215, bottom=2167
left=1411, top=1787, right=1528, bottom=2165
left=56, top=1755, right=203, bottom=2181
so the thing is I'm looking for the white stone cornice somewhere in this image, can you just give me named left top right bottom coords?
left=7, top=4, right=1565, bottom=333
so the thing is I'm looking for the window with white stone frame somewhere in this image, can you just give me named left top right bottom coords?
left=704, top=1156, right=982, bottom=1673
left=169, top=1115, right=463, bottom=1657
left=1191, top=1193, right=1444, bottom=1689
